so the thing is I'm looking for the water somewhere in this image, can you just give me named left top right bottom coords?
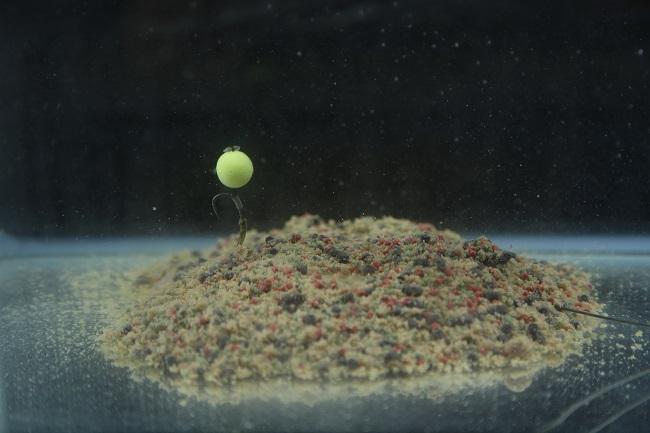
left=1, top=1, right=649, bottom=432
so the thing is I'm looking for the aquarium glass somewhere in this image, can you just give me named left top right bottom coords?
left=1, top=1, right=649, bottom=432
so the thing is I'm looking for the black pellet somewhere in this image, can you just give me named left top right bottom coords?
left=328, top=248, right=350, bottom=264
left=295, top=262, right=308, bottom=275
left=360, top=253, right=374, bottom=263
left=198, top=272, right=212, bottom=283
left=485, top=290, right=500, bottom=301
left=346, top=358, right=360, bottom=369
left=413, top=257, right=431, bottom=267
left=527, top=323, right=546, bottom=344
left=340, top=292, right=355, bottom=304
left=280, top=293, right=305, bottom=313
left=217, top=335, right=230, bottom=349
left=121, top=324, right=132, bottom=335
left=423, top=312, right=441, bottom=324
left=578, top=294, right=589, bottom=302
left=384, top=351, right=401, bottom=363
left=498, top=251, right=517, bottom=265
left=449, top=314, right=474, bottom=326
left=302, top=314, right=317, bottom=326
left=401, top=285, right=424, bottom=297
left=360, top=264, right=375, bottom=275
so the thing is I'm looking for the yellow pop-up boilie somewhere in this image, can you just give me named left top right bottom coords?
left=212, top=146, right=253, bottom=246
left=216, top=148, right=254, bottom=189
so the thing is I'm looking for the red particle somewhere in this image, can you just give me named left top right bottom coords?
left=418, top=223, right=435, bottom=231
left=468, top=285, right=484, bottom=297
left=517, top=314, right=535, bottom=323
left=202, top=346, right=211, bottom=357
left=229, top=344, right=240, bottom=352
left=269, top=323, right=278, bottom=332
left=430, top=322, right=441, bottom=330
left=434, top=276, right=445, bottom=285
left=338, top=348, right=346, bottom=357
left=280, top=282, right=294, bottom=291
left=437, top=234, right=445, bottom=241
left=339, top=324, right=358, bottom=334
left=250, top=298, right=259, bottom=305
left=429, top=287, right=439, bottom=296
left=416, top=357, right=425, bottom=366
left=479, top=347, right=487, bottom=355
left=367, top=311, right=374, bottom=319
left=314, top=327, right=324, bottom=340
left=197, top=316, right=210, bottom=327
left=310, top=299, right=320, bottom=308
left=330, top=280, right=338, bottom=289
left=415, top=268, right=424, bottom=277
left=313, top=280, right=324, bottom=289
left=467, top=246, right=477, bottom=258
left=291, top=233, right=302, bottom=243
left=167, top=308, right=177, bottom=319
left=465, top=298, right=478, bottom=311
left=272, top=266, right=279, bottom=273
left=520, top=272, right=529, bottom=281
left=372, top=260, right=382, bottom=270
left=438, top=355, right=449, bottom=364
left=394, top=343, right=406, bottom=353
left=257, top=278, right=273, bottom=292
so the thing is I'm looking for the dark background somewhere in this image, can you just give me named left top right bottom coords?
left=1, top=0, right=649, bottom=237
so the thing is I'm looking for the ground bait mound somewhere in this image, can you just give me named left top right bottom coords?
left=100, top=214, right=601, bottom=401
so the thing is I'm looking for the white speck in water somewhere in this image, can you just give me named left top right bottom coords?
left=393, top=76, right=399, bottom=82
left=637, top=48, right=644, bottom=56
left=296, top=51, right=302, bottom=57
left=453, top=42, right=459, bottom=48
left=152, top=206, right=157, bottom=211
